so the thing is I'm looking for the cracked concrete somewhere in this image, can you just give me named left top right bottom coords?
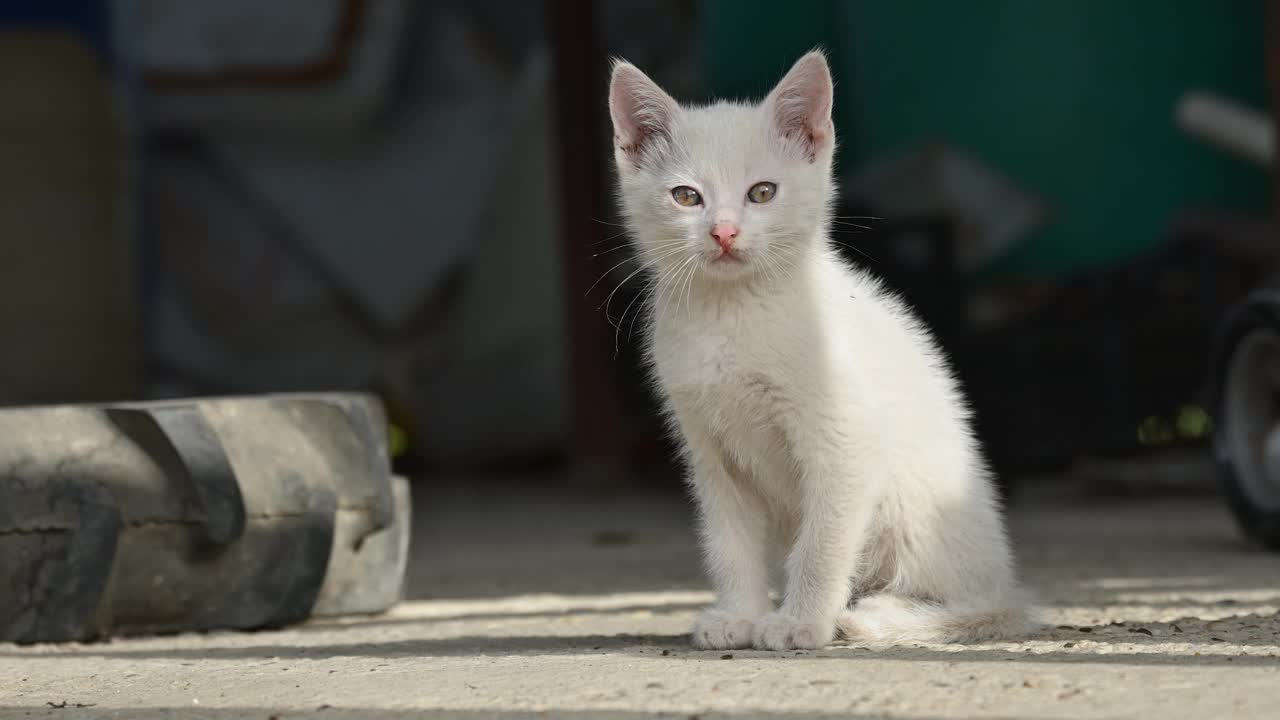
left=2, top=472, right=1279, bottom=719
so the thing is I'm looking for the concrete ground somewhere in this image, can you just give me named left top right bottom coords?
left=3, top=468, right=1280, bottom=719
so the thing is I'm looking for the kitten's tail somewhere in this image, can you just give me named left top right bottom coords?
left=835, top=591, right=1034, bottom=645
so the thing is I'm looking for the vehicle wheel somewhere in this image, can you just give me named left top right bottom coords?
left=1214, top=293, right=1280, bottom=550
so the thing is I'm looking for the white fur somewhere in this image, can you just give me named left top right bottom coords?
left=608, top=51, right=1030, bottom=651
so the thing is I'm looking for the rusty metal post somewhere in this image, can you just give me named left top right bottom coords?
left=547, top=0, right=629, bottom=480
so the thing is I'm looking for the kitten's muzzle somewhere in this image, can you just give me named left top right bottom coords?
left=710, top=222, right=740, bottom=255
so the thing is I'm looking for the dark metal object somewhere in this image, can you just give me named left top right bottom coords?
left=1206, top=0, right=1280, bottom=550
left=1213, top=292, right=1280, bottom=549
left=835, top=198, right=1258, bottom=478
left=0, top=393, right=407, bottom=644
left=962, top=235, right=1246, bottom=472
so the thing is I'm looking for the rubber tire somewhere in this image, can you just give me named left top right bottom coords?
left=0, top=392, right=406, bottom=643
left=1212, top=291, right=1280, bottom=550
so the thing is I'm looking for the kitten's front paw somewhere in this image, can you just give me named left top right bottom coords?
left=691, top=609, right=756, bottom=650
left=752, top=612, right=834, bottom=651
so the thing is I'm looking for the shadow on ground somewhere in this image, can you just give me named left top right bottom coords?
left=0, top=709, right=990, bottom=720
left=10, top=617, right=1278, bottom=668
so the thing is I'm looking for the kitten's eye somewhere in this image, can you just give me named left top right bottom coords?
left=671, top=186, right=702, bottom=207
left=747, top=182, right=777, bottom=203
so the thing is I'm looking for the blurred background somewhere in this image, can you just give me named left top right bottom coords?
left=1, top=0, right=1275, bottom=506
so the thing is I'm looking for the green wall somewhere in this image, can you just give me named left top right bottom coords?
left=704, top=0, right=1271, bottom=278
left=700, top=0, right=850, bottom=126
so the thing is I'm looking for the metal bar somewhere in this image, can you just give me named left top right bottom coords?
left=547, top=0, right=628, bottom=476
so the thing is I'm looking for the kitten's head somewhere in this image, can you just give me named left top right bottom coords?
left=608, top=50, right=835, bottom=284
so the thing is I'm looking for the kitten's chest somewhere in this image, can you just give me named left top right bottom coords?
left=653, top=317, right=797, bottom=499
left=651, top=313, right=791, bottom=423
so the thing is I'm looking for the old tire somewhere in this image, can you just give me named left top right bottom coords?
left=0, top=393, right=409, bottom=643
left=1214, top=292, right=1280, bottom=550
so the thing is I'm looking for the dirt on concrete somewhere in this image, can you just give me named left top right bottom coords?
left=2, top=476, right=1279, bottom=719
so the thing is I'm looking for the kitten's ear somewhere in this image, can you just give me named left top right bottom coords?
left=609, top=60, right=678, bottom=165
left=764, top=50, right=834, bottom=161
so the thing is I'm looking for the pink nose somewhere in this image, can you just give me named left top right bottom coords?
left=710, top=223, right=739, bottom=252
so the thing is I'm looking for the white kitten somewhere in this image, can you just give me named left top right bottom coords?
left=608, top=51, right=1030, bottom=650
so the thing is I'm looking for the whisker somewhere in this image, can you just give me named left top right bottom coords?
left=603, top=247, right=692, bottom=315
left=668, top=255, right=697, bottom=312
left=757, top=251, right=778, bottom=286
left=590, top=216, right=629, bottom=228
left=592, top=237, right=684, bottom=258
left=679, top=255, right=699, bottom=320
left=757, top=249, right=781, bottom=288
left=775, top=255, right=800, bottom=285
left=593, top=244, right=637, bottom=258
left=828, top=238, right=877, bottom=263
left=626, top=257, right=686, bottom=343
left=763, top=245, right=801, bottom=286
left=627, top=292, right=651, bottom=342
left=586, top=244, right=685, bottom=298
left=831, top=221, right=875, bottom=232
left=628, top=271, right=672, bottom=344
left=590, top=229, right=633, bottom=247
left=613, top=275, right=658, bottom=354
left=644, top=264, right=679, bottom=334
left=657, top=255, right=696, bottom=327
left=597, top=246, right=688, bottom=311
